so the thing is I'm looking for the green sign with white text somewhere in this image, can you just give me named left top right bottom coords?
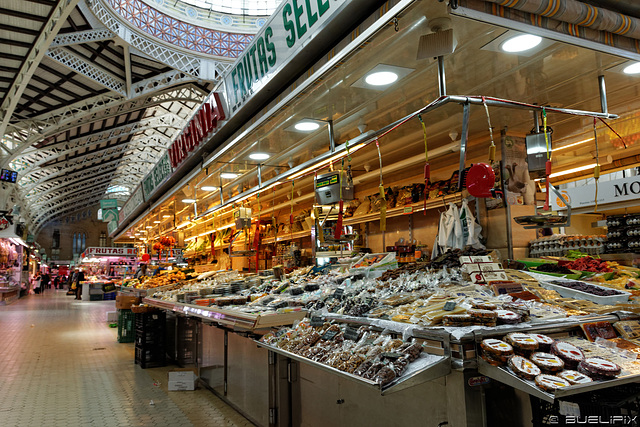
left=142, top=153, right=173, bottom=200
left=224, top=0, right=348, bottom=114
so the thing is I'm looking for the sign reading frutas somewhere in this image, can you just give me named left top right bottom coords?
left=224, top=0, right=347, bottom=113
left=167, top=93, right=226, bottom=169
left=84, top=247, right=138, bottom=256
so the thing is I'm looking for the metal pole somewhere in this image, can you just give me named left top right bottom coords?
left=437, top=56, right=446, bottom=97
left=533, top=110, right=540, bottom=134
left=598, top=75, right=608, bottom=114
left=501, top=128, right=514, bottom=260
left=458, top=102, right=470, bottom=190
left=328, top=120, right=336, bottom=153
left=257, top=164, right=262, bottom=187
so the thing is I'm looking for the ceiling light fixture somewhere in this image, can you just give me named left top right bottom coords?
left=250, top=152, right=270, bottom=161
left=162, top=214, right=171, bottom=218
left=501, top=34, right=542, bottom=53
left=145, top=226, right=152, bottom=229
left=294, top=121, right=320, bottom=131
left=153, top=220, right=161, bottom=223
left=623, top=62, right=640, bottom=75
left=220, top=173, right=238, bottom=179
left=201, top=186, right=218, bottom=191
left=182, top=198, right=196, bottom=203
left=365, top=71, right=398, bottom=86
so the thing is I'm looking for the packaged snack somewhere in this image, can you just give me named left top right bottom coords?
left=530, top=352, right=565, bottom=373
left=581, top=321, right=617, bottom=342
left=505, top=333, right=539, bottom=352
left=443, top=314, right=474, bottom=327
left=550, top=341, right=585, bottom=368
left=535, top=374, right=571, bottom=392
left=508, top=355, right=541, bottom=380
left=557, top=370, right=593, bottom=385
left=374, top=365, right=397, bottom=386
left=578, top=357, right=621, bottom=378
left=531, top=334, right=554, bottom=352
left=480, top=339, right=514, bottom=362
left=496, top=310, right=521, bottom=325
left=613, top=320, right=640, bottom=340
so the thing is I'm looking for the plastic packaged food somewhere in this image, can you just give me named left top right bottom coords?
left=530, top=352, right=565, bottom=373
left=550, top=341, right=585, bottom=368
left=480, top=338, right=514, bottom=361
left=508, top=355, right=541, bottom=380
left=534, top=374, right=571, bottom=392
left=557, top=370, right=593, bottom=385
left=530, top=334, right=554, bottom=352
left=578, top=357, right=621, bottom=378
left=505, top=333, right=539, bottom=352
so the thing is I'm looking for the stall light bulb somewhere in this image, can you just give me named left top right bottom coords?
left=501, top=34, right=542, bottom=53
left=250, top=153, right=270, bottom=161
left=294, top=121, right=320, bottom=131
left=220, top=173, right=238, bottom=179
left=201, top=186, right=217, bottom=191
left=365, top=71, right=398, bottom=86
left=182, top=198, right=196, bottom=203
left=623, top=62, right=640, bottom=75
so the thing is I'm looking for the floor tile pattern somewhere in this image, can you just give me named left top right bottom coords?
left=0, top=290, right=253, bottom=427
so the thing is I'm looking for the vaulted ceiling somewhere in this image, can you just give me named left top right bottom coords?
left=0, top=0, right=270, bottom=234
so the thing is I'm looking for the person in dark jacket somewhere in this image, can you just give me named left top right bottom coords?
left=41, top=272, right=50, bottom=290
left=75, top=269, right=85, bottom=300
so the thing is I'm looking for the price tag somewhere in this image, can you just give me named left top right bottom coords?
left=403, top=206, right=413, bottom=214
left=275, top=328, right=287, bottom=337
left=381, top=352, right=404, bottom=360
left=559, top=401, right=581, bottom=417
left=321, top=330, right=339, bottom=341
left=333, top=287, right=345, bottom=299
left=310, top=316, right=324, bottom=327
left=364, top=297, right=376, bottom=306
left=444, top=301, right=457, bottom=311
left=344, top=326, right=360, bottom=341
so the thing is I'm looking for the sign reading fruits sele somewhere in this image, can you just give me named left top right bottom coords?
left=224, top=0, right=348, bottom=114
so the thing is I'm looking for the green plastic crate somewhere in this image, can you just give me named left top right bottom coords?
left=117, top=309, right=135, bottom=343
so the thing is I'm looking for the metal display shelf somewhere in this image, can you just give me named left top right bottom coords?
left=261, top=230, right=311, bottom=245
left=478, top=358, right=640, bottom=403
left=143, top=297, right=307, bottom=331
left=342, top=193, right=463, bottom=226
left=256, top=341, right=450, bottom=395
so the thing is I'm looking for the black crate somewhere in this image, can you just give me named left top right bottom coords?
left=135, top=346, right=166, bottom=369
left=530, top=384, right=640, bottom=426
left=177, top=316, right=197, bottom=366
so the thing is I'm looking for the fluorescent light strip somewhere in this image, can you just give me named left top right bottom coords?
left=535, top=163, right=597, bottom=181
left=553, top=138, right=594, bottom=152
left=288, top=143, right=366, bottom=180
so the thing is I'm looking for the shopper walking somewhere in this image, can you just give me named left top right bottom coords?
left=74, top=269, right=85, bottom=300
left=41, top=272, right=50, bottom=290
left=32, top=273, right=42, bottom=295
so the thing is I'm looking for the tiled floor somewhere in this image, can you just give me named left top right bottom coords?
left=0, top=289, right=254, bottom=427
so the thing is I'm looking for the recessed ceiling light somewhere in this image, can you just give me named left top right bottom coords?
left=182, top=198, right=196, bottom=203
left=201, top=186, right=217, bottom=191
left=153, top=220, right=161, bottom=223
left=294, top=121, right=320, bottom=131
left=162, top=214, right=171, bottom=218
left=501, top=34, right=542, bottom=53
left=365, top=71, right=398, bottom=86
left=250, top=152, right=270, bottom=160
left=623, top=62, right=640, bottom=75
left=220, top=173, right=238, bottom=179
left=145, top=226, right=152, bottom=229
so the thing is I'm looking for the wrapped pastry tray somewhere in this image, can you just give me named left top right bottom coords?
left=525, top=272, right=631, bottom=305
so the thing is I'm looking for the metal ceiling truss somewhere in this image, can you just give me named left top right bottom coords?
left=26, top=168, right=119, bottom=199
left=22, top=157, right=125, bottom=191
left=29, top=176, right=114, bottom=208
left=15, top=114, right=182, bottom=173
left=85, top=0, right=231, bottom=81
left=45, top=47, right=127, bottom=95
left=0, top=0, right=81, bottom=143
left=3, top=84, right=204, bottom=166
left=49, top=28, right=116, bottom=47
left=34, top=197, right=104, bottom=233
left=33, top=185, right=110, bottom=214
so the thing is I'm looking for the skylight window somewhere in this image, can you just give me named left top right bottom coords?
left=178, top=0, right=281, bottom=15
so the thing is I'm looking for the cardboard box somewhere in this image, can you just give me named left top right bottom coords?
left=115, top=295, right=140, bottom=310
left=168, top=369, right=197, bottom=391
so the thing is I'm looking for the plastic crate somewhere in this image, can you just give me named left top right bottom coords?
left=135, top=346, right=166, bottom=369
left=117, top=309, right=135, bottom=343
left=103, top=291, right=116, bottom=300
left=530, top=384, right=640, bottom=426
left=89, top=294, right=103, bottom=301
left=177, top=316, right=197, bottom=366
